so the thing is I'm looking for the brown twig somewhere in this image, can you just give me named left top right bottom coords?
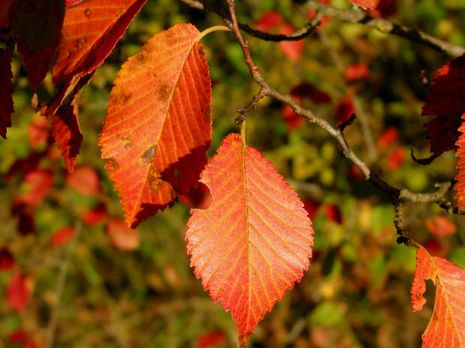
left=179, top=0, right=320, bottom=42
left=306, top=1, right=465, bottom=57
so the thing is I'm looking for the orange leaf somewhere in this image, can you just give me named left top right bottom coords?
left=411, top=247, right=465, bottom=347
left=99, top=23, right=212, bottom=228
left=52, top=0, right=147, bottom=87
left=186, top=134, right=313, bottom=340
left=107, top=219, right=140, bottom=251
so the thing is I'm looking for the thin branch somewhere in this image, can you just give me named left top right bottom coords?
left=306, top=1, right=465, bottom=57
left=45, top=222, right=81, bottom=348
left=179, top=0, right=320, bottom=42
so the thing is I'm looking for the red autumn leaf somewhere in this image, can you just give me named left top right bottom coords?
left=186, top=134, right=313, bottom=340
left=411, top=247, right=465, bottom=347
left=0, top=47, right=14, bottom=138
left=425, top=215, right=457, bottom=237
left=325, top=203, right=343, bottom=224
left=335, top=97, right=355, bottom=126
left=387, top=146, right=405, bottom=169
left=345, top=63, right=370, bottom=82
left=377, top=127, right=398, bottom=148
left=51, top=226, right=76, bottom=247
left=197, top=331, right=226, bottom=348
left=279, top=22, right=304, bottom=61
left=9, top=329, right=39, bottom=348
left=0, top=248, right=15, bottom=271
left=99, top=23, right=212, bottom=228
left=81, top=203, right=108, bottom=225
left=422, top=54, right=465, bottom=157
left=52, top=0, right=147, bottom=87
left=307, top=0, right=331, bottom=26
left=107, top=219, right=140, bottom=251
left=43, top=0, right=147, bottom=171
left=8, top=272, right=30, bottom=312
left=66, top=0, right=85, bottom=6
left=18, top=169, right=54, bottom=207
left=178, top=183, right=212, bottom=210
left=13, top=0, right=65, bottom=87
left=348, top=164, right=365, bottom=182
left=66, top=165, right=100, bottom=196
left=455, top=116, right=465, bottom=210
left=255, top=11, right=283, bottom=31
left=28, top=115, right=50, bottom=148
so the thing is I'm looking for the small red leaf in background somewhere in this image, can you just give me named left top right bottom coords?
left=9, top=329, right=39, bottom=348
left=282, top=83, right=331, bottom=130
left=348, top=164, right=365, bottom=182
left=11, top=201, right=36, bottom=236
left=325, top=203, right=343, bottom=224
left=377, top=127, right=398, bottom=148
left=0, top=47, right=14, bottom=138
left=51, top=226, right=76, bottom=247
left=28, top=115, right=50, bottom=148
left=387, top=147, right=405, bottom=169
left=107, top=219, right=140, bottom=251
left=8, top=272, right=30, bottom=312
left=99, top=23, right=212, bottom=228
left=345, top=63, right=370, bottom=82
left=197, top=331, right=226, bottom=348
left=13, top=0, right=65, bottom=87
left=66, top=165, right=100, bottom=196
left=186, top=134, right=313, bottom=339
left=422, top=54, right=465, bottom=157
left=349, top=0, right=397, bottom=17
left=423, top=239, right=443, bottom=256
left=66, top=0, right=84, bottom=6
left=279, top=22, right=304, bottom=61
left=303, top=199, right=321, bottom=220
left=18, top=169, right=54, bottom=207
left=282, top=105, right=304, bottom=130
left=255, top=11, right=282, bottom=31
left=81, top=203, right=108, bottom=225
left=426, top=215, right=457, bottom=237
left=0, top=248, right=15, bottom=271
left=455, top=115, right=465, bottom=210
left=411, top=247, right=465, bottom=346
left=335, top=97, right=355, bottom=126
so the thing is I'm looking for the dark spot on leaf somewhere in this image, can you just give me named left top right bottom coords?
left=76, top=37, right=86, bottom=50
left=141, top=145, right=156, bottom=164
left=136, top=51, right=146, bottom=63
left=117, top=134, right=132, bottom=149
left=158, top=83, right=171, bottom=102
left=106, top=158, right=119, bottom=171
left=84, top=8, right=92, bottom=17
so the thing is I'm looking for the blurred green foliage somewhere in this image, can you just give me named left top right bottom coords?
left=1, top=0, right=465, bottom=347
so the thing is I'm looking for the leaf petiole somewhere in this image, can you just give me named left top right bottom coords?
left=198, top=25, right=231, bottom=41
